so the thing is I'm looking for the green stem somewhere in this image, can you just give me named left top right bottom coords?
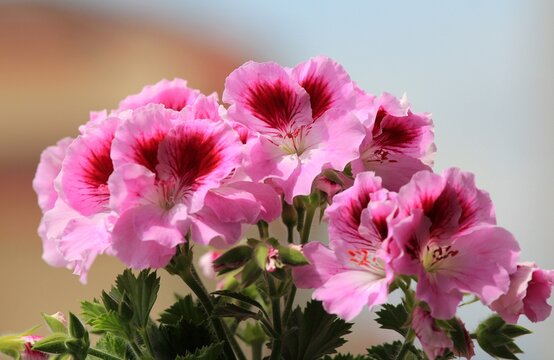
left=178, top=263, right=239, bottom=360
left=88, top=347, right=124, bottom=360
left=394, top=328, right=415, bottom=360
left=282, top=283, right=296, bottom=326
left=257, top=220, right=269, bottom=239
left=267, top=275, right=282, bottom=360
left=286, top=224, right=294, bottom=244
left=139, top=327, right=155, bottom=360
left=252, top=341, right=263, bottom=360
left=301, top=205, right=316, bottom=244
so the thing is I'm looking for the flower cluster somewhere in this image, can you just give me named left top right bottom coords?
left=33, top=56, right=553, bottom=360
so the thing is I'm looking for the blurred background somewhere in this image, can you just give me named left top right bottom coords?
left=1, top=1, right=553, bottom=358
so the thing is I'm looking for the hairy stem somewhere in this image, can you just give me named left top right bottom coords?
left=395, top=328, right=415, bottom=360
left=267, top=275, right=282, bottom=360
left=300, top=205, right=316, bottom=244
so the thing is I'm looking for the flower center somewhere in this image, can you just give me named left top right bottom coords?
left=422, top=244, right=459, bottom=272
left=348, top=249, right=385, bottom=275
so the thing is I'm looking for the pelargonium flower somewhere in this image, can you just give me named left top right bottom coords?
left=293, top=172, right=395, bottom=320
left=351, top=92, right=435, bottom=191
left=21, top=336, right=48, bottom=360
left=118, top=78, right=200, bottom=111
left=109, top=103, right=281, bottom=268
left=388, top=168, right=520, bottom=319
left=490, top=262, right=554, bottom=323
left=223, top=56, right=366, bottom=202
left=34, top=116, right=122, bottom=283
left=412, top=307, right=454, bottom=360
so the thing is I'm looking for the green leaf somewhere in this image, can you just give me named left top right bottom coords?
left=240, top=260, right=262, bottom=287
left=80, top=300, right=106, bottom=326
left=94, top=332, right=130, bottom=359
left=235, top=322, right=267, bottom=345
left=175, top=342, right=223, bottom=360
left=42, top=313, right=67, bottom=334
left=88, top=312, right=128, bottom=338
left=159, top=295, right=206, bottom=326
left=115, top=269, right=160, bottom=328
left=366, top=341, right=423, bottom=360
left=212, top=303, right=261, bottom=322
left=276, top=245, right=309, bottom=266
left=435, top=318, right=473, bottom=358
left=476, top=315, right=531, bottom=360
left=212, top=290, right=269, bottom=320
left=374, top=303, right=409, bottom=336
left=280, top=300, right=353, bottom=360
left=147, top=319, right=214, bottom=360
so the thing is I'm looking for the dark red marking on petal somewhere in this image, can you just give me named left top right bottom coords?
left=426, top=185, right=462, bottom=238
left=300, top=74, right=333, bottom=120
left=372, top=108, right=421, bottom=152
left=133, top=132, right=166, bottom=173
left=161, top=128, right=223, bottom=194
left=82, top=139, right=114, bottom=204
left=245, top=81, right=301, bottom=133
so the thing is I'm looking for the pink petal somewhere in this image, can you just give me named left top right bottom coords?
left=108, top=163, right=158, bottom=213
left=313, top=270, right=389, bottom=321
left=223, top=61, right=313, bottom=137
left=118, top=78, right=200, bottom=111
left=111, top=104, right=176, bottom=172
left=60, top=118, right=119, bottom=216
left=156, top=118, right=242, bottom=213
left=325, top=172, right=383, bottom=248
left=490, top=263, right=535, bottom=323
left=112, top=205, right=186, bottom=269
left=180, top=93, right=222, bottom=122
left=292, top=242, right=344, bottom=289
left=33, top=137, right=73, bottom=212
left=290, top=56, right=355, bottom=120
left=189, top=206, right=244, bottom=247
left=523, top=267, right=554, bottom=322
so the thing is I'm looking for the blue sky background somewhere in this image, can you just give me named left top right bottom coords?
left=8, top=1, right=554, bottom=358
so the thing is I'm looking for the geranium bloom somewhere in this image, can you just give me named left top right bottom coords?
left=21, top=336, right=47, bottom=360
left=388, top=168, right=520, bottom=319
left=223, top=56, right=366, bottom=202
left=199, top=250, right=222, bottom=279
left=351, top=92, right=435, bottom=191
left=118, top=78, right=200, bottom=111
left=293, top=172, right=395, bottom=320
left=490, top=262, right=554, bottom=323
left=109, top=103, right=281, bottom=268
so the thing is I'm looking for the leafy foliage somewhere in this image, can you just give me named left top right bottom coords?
left=175, top=342, right=223, bottom=360
left=280, top=300, right=353, bottom=360
left=374, top=303, right=409, bottom=336
left=95, top=332, right=131, bottom=359
left=322, top=353, right=372, bottom=360
left=476, top=315, right=531, bottom=360
left=115, top=269, right=160, bottom=328
left=148, top=295, right=216, bottom=360
left=366, top=341, right=423, bottom=360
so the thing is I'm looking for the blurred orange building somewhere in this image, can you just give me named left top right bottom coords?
left=0, top=2, right=246, bottom=335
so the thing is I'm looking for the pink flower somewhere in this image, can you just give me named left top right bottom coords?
left=351, top=92, right=435, bottom=191
left=223, top=56, right=366, bottom=203
left=198, top=251, right=222, bottom=279
left=313, top=169, right=354, bottom=203
left=109, top=104, right=281, bottom=268
left=490, top=262, right=554, bottom=323
left=412, top=307, right=454, bottom=360
left=21, top=336, right=48, bottom=360
left=388, top=168, right=520, bottom=319
left=118, top=78, right=200, bottom=111
left=293, top=172, right=395, bottom=320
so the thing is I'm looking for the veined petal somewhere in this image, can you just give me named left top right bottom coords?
left=108, top=163, right=158, bottom=213
left=189, top=206, right=243, bottom=247
left=223, top=61, right=312, bottom=136
left=325, top=172, right=383, bottom=248
left=111, top=104, right=177, bottom=172
left=290, top=56, right=355, bottom=120
left=33, top=137, right=73, bottom=212
left=156, top=119, right=242, bottom=213
left=118, top=78, right=200, bottom=111
left=60, top=117, right=118, bottom=216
